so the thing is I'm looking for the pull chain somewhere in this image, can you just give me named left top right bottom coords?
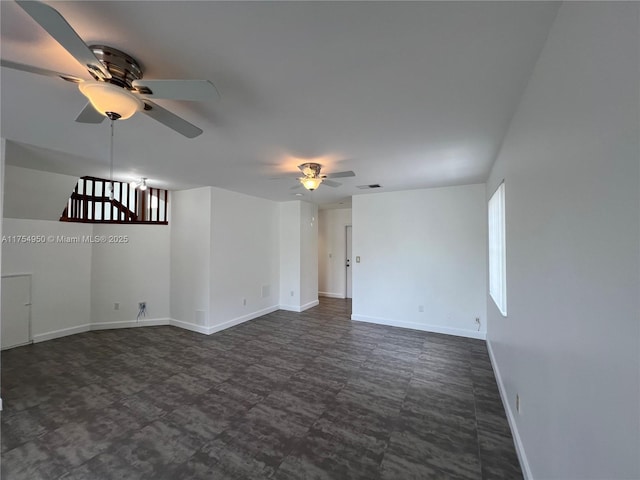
left=109, top=118, right=114, bottom=200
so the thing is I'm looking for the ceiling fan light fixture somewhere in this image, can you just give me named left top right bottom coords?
left=79, top=81, right=143, bottom=120
left=300, top=176, right=322, bottom=191
left=130, top=178, right=148, bottom=190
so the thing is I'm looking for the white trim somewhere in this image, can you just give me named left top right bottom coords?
left=169, top=305, right=281, bottom=336
left=279, top=299, right=319, bottom=313
left=33, top=318, right=170, bottom=343
left=488, top=182, right=507, bottom=316
left=33, top=324, right=90, bottom=343
left=319, top=291, right=346, bottom=299
left=278, top=304, right=300, bottom=312
left=300, top=299, right=319, bottom=311
left=91, top=318, right=171, bottom=330
left=208, top=305, right=280, bottom=334
left=350, top=314, right=486, bottom=340
left=25, top=302, right=319, bottom=345
left=487, top=338, right=532, bottom=480
left=1, top=340, right=32, bottom=351
left=169, top=319, right=213, bottom=335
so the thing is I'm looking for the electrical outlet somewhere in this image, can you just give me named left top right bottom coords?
left=242, top=298, right=247, bottom=306
left=418, top=305, right=424, bottom=312
left=290, top=291, right=294, bottom=297
left=516, top=394, right=521, bottom=414
left=114, top=302, right=120, bottom=310
left=139, top=302, right=146, bottom=310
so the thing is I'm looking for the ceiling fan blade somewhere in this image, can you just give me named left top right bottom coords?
left=326, top=170, right=355, bottom=178
left=290, top=184, right=303, bottom=190
left=0, top=59, right=82, bottom=83
left=75, top=103, right=105, bottom=124
left=323, top=179, right=342, bottom=187
left=142, top=101, right=203, bottom=139
left=16, top=1, right=110, bottom=80
left=132, top=79, right=219, bottom=102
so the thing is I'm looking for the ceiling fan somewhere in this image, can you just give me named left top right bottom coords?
left=295, top=162, right=355, bottom=191
left=1, top=0, right=219, bottom=138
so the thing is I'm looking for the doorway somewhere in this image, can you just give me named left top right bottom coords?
left=346, top=225, right=352, bottom=299
left=1, top=274, right=32, bottom=350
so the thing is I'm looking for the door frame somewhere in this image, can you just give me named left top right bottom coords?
left=345, top=225, right=352, bottom=299
left=1, top=273, right=33, bottom=350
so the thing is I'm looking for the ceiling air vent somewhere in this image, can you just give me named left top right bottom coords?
left=356, top=184, right=382, bottom=189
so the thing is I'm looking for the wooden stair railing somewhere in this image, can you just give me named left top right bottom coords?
left=60, top=176, right=168, bottom=224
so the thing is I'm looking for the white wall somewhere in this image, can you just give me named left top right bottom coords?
left=91, top=224, right=171, bottom=327
left=485, top=3, right=640, bottom=479
left=209, top=187, right=280, bottom=329
left=170, top=187, right=212, bottom=332
left=3, top=165, right=77, bottom=221
left=279, top=200, right=319, bottom=311
left=1, top=219, right=171, bottom=339
left=1, top=218, right=92, bottom=341
left=352, top=185, right=487, bottom=339
left=318, top=208, right=351, bottom=298
left=1, top=140, right=5, bottom=381
left=279, top=201, right=301, bottom=308
left=1, top=180, right=317, bottom=342
left=300, top=201, right=318, bottom=309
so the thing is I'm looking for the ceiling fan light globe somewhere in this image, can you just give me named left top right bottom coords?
left=301, top=177, right=322, bottom=191
left=78, top=81, right=142, bottom=120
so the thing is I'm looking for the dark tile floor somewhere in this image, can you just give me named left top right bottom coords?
left=1, top=298, right=522, bottom=479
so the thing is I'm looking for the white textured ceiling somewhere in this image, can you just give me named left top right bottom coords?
left=1, top=1, right=559, bottom=206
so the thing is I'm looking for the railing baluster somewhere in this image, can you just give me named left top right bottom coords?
left=62, top=176, right=168, bottom=224
left=164, top=190, right=168, bottom=222
left=82, top=178, right=88, bottom=219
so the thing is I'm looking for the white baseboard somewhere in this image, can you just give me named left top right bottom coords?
left=34, top=318, right=170, bottom=343
left=279, top=299, right=319, bottom=313
left=278, top=304, right=299, bottom=312
left=301, top=299, right=320, bottom=311
left=28, top=306, right=284, bottom=344
left=486, top=339, right=532, bottom=480
left=169, top=319, right=213, bottom=335
left=33, top=324, right=90, bottom=343
left=319, top=291, right=346, bottom=299
left=1, top=340, right=32, bottom=350
left=350, top=314, right=486, bottom=340
left=91, top=318, right=171, bottom=330
left=169, top=305, right=280, bottom=336
left=208, top=305, right=280, bottom=334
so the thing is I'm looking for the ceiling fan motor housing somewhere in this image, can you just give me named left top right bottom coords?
left=90, top=45, right=143, bottom=90
left=299, top=162, right=323, bottom=178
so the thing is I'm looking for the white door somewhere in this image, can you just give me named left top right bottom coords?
left=346, top=225, right=352, bottom=299
left=1, top=275, right=32, bottom=349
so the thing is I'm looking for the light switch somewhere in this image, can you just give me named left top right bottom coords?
left=356, top=256, right=360, bottom=263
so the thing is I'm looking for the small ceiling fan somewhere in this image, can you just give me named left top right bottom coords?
left=1, top=0, right=219, bottom=138
left=294, top=163, right=355, bottom=191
